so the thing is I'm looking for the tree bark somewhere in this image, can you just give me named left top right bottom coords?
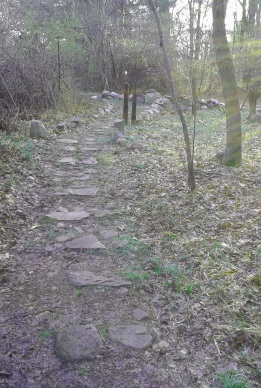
left=147, top=0, right=196, bottom=191
left=212, top=0, right=242, bottom=167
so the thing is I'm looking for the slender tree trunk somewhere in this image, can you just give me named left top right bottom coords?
left=212, top=0, right=242, bottom=166
left=147, top=0, right=196, bottom=191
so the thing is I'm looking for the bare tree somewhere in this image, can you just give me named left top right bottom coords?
left=212, top=0, right=242, bottom=166
left=147, top=0, right=196, bottom=191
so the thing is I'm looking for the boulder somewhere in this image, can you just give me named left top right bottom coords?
left=136, top=94, right=145, bottom=104
left=113, top=130, right=125, bottom=142
left=29, top=120, right=48, bottom=139
left=151, top=103, right=164, bottom=111
left=145, top=91, right=162, bottom=105
left=55, top=325, right=102, bottom=361
left=101, top=90, right=111, bottom=99
left=114, top=119, right=125, bottom=131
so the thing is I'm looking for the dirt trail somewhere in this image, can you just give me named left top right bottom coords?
left=0, top=115, right=192, bottom=388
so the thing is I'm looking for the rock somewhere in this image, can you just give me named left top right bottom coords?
left=101, top=90, right=111, bottom=99
left=66, top=187, right=99, bottom=196
left=94, top=210, right=113, bottom=218
left=108, top=325, right=153, bottom=350
left=65, top=234, right=106, bottom=250
left=152, top=103, right=165, bottom=111
left=207, top=102, right=215, bottom=108
left=29, top=120, right=48, bottom=139
left=91, top=95, right=99, bottom=100
left=70, top=117, right=81, bottom=124
left=145, top=91, right=162, bottom=105
left=58, top=157, right=77, bottom=164
left=113, top=130, right=125, bottom=142
left=110, top=92, right=121, bottom=99
left=116, top=138, right=128, bottom=145
left=201, top=105, right=208, bottom=110
left=136, top=94, right=145, bottom=104
left=133, top=309, right=150, bottom=322
left=210, top=98, right=220, bottom=105
left=62, top=146, right=76, bottom=151
left=104, top=108, right=111, bottom=114
left=199, top=98, right=208, bottom=105
left=97, top=108, right=105, bottom=115
left=146, top=88, right=157, bottom=93
left=82, top=157, right=98, bottom=165
left=68, top=270, right=132, bottom=287
left=151, top=108, right=160, bottom=114
left=152, top=340, right=170, bottom=354
left=46, top=209, right=90, bottom=221
left=114, top=119, right=125, bottom=131
left=56, top=122, right=67, bottom=131
left=99, top=229, right=118, bottom=238
left=55, top=325, right=102, bottom=361
left=57, top=139, right=78, bottom=144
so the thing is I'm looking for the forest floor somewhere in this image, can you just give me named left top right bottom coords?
left=0, top=98, right=260, bottom=388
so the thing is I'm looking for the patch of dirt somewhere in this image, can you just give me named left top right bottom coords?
left=0, top=106, right=260, bottom=387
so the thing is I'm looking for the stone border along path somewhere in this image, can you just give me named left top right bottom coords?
left=0, top=115, right=194, bottom=387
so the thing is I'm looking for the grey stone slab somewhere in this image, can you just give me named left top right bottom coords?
left=66, top=187, right=99, bottom=196
left=46, top=210, right=90, bottom=221
left=108, top=325, right=153, bottom=350
left=58, top=157, right=77, bottom=164
left=82, top=157, right=98, bottom=165
left=94, top=210, right=113, bottom=218
left=62, top=146, right=77, bottom=151
left=99, top=229, right=118, bottom=239
left=80, top=147, right=100, bottom=151
left=57, top=139, right=78, bottom=144
left=133, top=309, right=150, bottom=322
left=55, top=325, right=102, bottom=361
left=68, top=270, right=132, bottom=287
left=65, top=234, right=106, bottom=250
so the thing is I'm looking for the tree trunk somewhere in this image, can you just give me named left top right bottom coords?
left=248, top=89, right=260, bottom=120
left=147, top=0, right=196, bottom=191
left=212, top=0, right=242, bottom=167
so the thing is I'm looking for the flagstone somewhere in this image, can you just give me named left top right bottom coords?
left=65, top=234, right=106, bottom=250
left=108, top=325, right=153, bottom=350
left=82, top=157, right=98, bottom=165
left=66, top=187, right=99, bottom=196
left=46, top=209, right=90, bottom=221
left=68, top=270, right=131, bottom=287
left=99, top=229, right=118, bottom=239
left=57, top=139, right=78, bottom=144
left=62, top=146, right=77, bottom=151
left=58, top=157, right=77, bottom=164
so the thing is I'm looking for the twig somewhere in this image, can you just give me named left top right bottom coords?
left=64, top=247, right=83, bottom=268
left=213, top=337, right=221, bottom=358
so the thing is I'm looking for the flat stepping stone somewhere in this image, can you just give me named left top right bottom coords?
left=133, top=309, right=150, bottom=322
left=57, top=139, right=78, bottom=144
left=46, top=209, right=90, bottom=221
left=68, top=270, right=132, bottom=287
left=94, top=210, right=113, bottom=218
left=83, top=157, right=98, bottom=165
left=55, top=325, right=102, bottom=361
left=66, top=187, right=99, bottom=196
left=62, top=146, right=77, bottom=151
left=108, top=325, right=153, bottom=350
left=58, top=157, right=77, bottom=164
left=80, top=147, right=100, bottom=151
left=99, top=229, right=118, bottom=239
left=65, top=234, right=106, bottom=250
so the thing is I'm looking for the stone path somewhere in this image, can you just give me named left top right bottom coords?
left=43, top=118, right=156, bottom=366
